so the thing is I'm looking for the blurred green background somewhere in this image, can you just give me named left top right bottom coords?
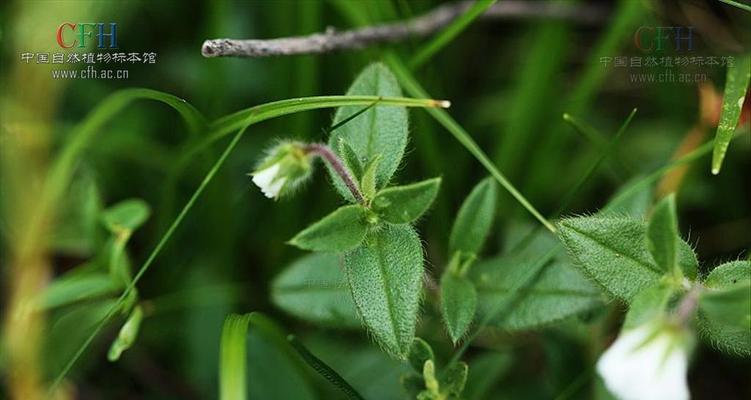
left=1, top=0, right=749, bottom=399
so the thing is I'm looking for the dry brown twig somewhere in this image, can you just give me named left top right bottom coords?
left=201, top=0, right=609, bottom=58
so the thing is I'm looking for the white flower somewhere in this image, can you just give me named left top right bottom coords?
left=597, top=322, right=689, bottom=400
left=251, top=163, right=286, bottom=199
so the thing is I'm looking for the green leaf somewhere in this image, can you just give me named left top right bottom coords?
left=271, top=253, right=360, bottom=328
left=557, top=216, right=698, bottom=301
left=338, top=138, right=364, bottom=181
left=360, top=154, right=381, bottom=201
left=449, top=177, right=498, bottom=256
left=107, top=305, right=144, bottom=361
left=471, top=254, right=603, bottom=330
left=647, top=194, right=678, bottom=274
left=440, top=273, right=477, bottom=343
left=328, top=63, right=408, bottom=201
left=101, top=198, right=151, bottom=234
left=38, top=272, right=120, bottom=310
left=712, top=53, right=751, bottom=174
left=698, top=260, right=751, bottom=356
left=289, top=205, right=369, bottom=252
left=408, top=338, right=435, bottom=373
left=440, top=361, right=469, bottom=398
left=372, top=178, right=441, bottom=224
left=344, top=224, right=424, bottom=358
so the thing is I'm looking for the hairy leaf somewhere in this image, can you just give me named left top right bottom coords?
left=712, top=53, right=751, bottom=174
left=449, top=177, right=498, bottom=256
left=289, top=205, right=369, bottom=252
left=557, top=216, right=698, bottom=301
left=328, top=63, right=408, bottom=200
left=471, top=254, right=603, bottom=330
left=344, top=224, right=423, bottom=358
left=440, top=273, right=477, bottom=343
left=372, top=178, right=441, bottom=224
left=272, top=253, right=360, bottom=328
left=361, top=155, right=381, bottom=201
left=338, top=138, right=364, bottom=182
left=698, top=260, right=751, bottom=356
left=647, top=194, right=678, bottom=274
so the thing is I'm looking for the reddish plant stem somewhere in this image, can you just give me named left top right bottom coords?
left=305, top=143, right=364, bottom=203
left=675, top=284, right=702, bottom=325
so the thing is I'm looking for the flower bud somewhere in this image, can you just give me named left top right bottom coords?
left=597, top=319, right=691, bottom=400
left=250, top=141, right=313, bottom=199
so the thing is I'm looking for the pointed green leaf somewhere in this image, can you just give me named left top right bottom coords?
left=440, top=272, right=477, bottom=343
left=338, top=138, right=364, bottom=181
left=361, top=155, right=381, bottom=201
left=647, top=194, right=678, bottom=274
left=101, top=198, right=150, bottom=234
left=271, top=253, right=360, bottom=328
left=408, top=338, right=435, bottom=373
left=344, top=224, right=423, bottom=358
left=108, top=306, right=144, bottom=361
left=449, top=178, right=498, bottom=256
left=698, top=260, right=751, bottom=356
left=557, top=216, right=698, bottom=302
left=289, top=205, right=369, bottom=252
left=328, top=63, right=408, bottom=200
left=712, top=53, right=751, bottom=174
left=372, top=178, right=441, bottom=224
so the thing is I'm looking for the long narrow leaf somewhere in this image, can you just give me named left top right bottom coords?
left=711, top=53, right=751, bottom=174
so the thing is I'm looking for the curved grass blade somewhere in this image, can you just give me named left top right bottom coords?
left=220, top=314, right=252, bottom=400
left=30, top=89, right=206, bottom=252
left=718, top=0, right=751, bottom=12
left=409, top=0, right=496, bottom=69
left=219, top=313, right=295, bottom=400
left=190, top=95, right=450, bottom=158
left=287, top=335, right=365, bottom=400
left=711, top=53, right=750, bottom=174
left=385, top=52, right=556, bottom=233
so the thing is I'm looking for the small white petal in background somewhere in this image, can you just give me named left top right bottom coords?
left=252, top=164, right=286, bottom=199
left=597, top=323, right=690, bottom=400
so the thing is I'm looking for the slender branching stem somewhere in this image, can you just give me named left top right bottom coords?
left=305, top=143, right=364, bottom=203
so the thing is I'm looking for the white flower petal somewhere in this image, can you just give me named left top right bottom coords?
left=252, top=164, right=285, bottom=198
left=597, top=324, right=689, bottom=400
